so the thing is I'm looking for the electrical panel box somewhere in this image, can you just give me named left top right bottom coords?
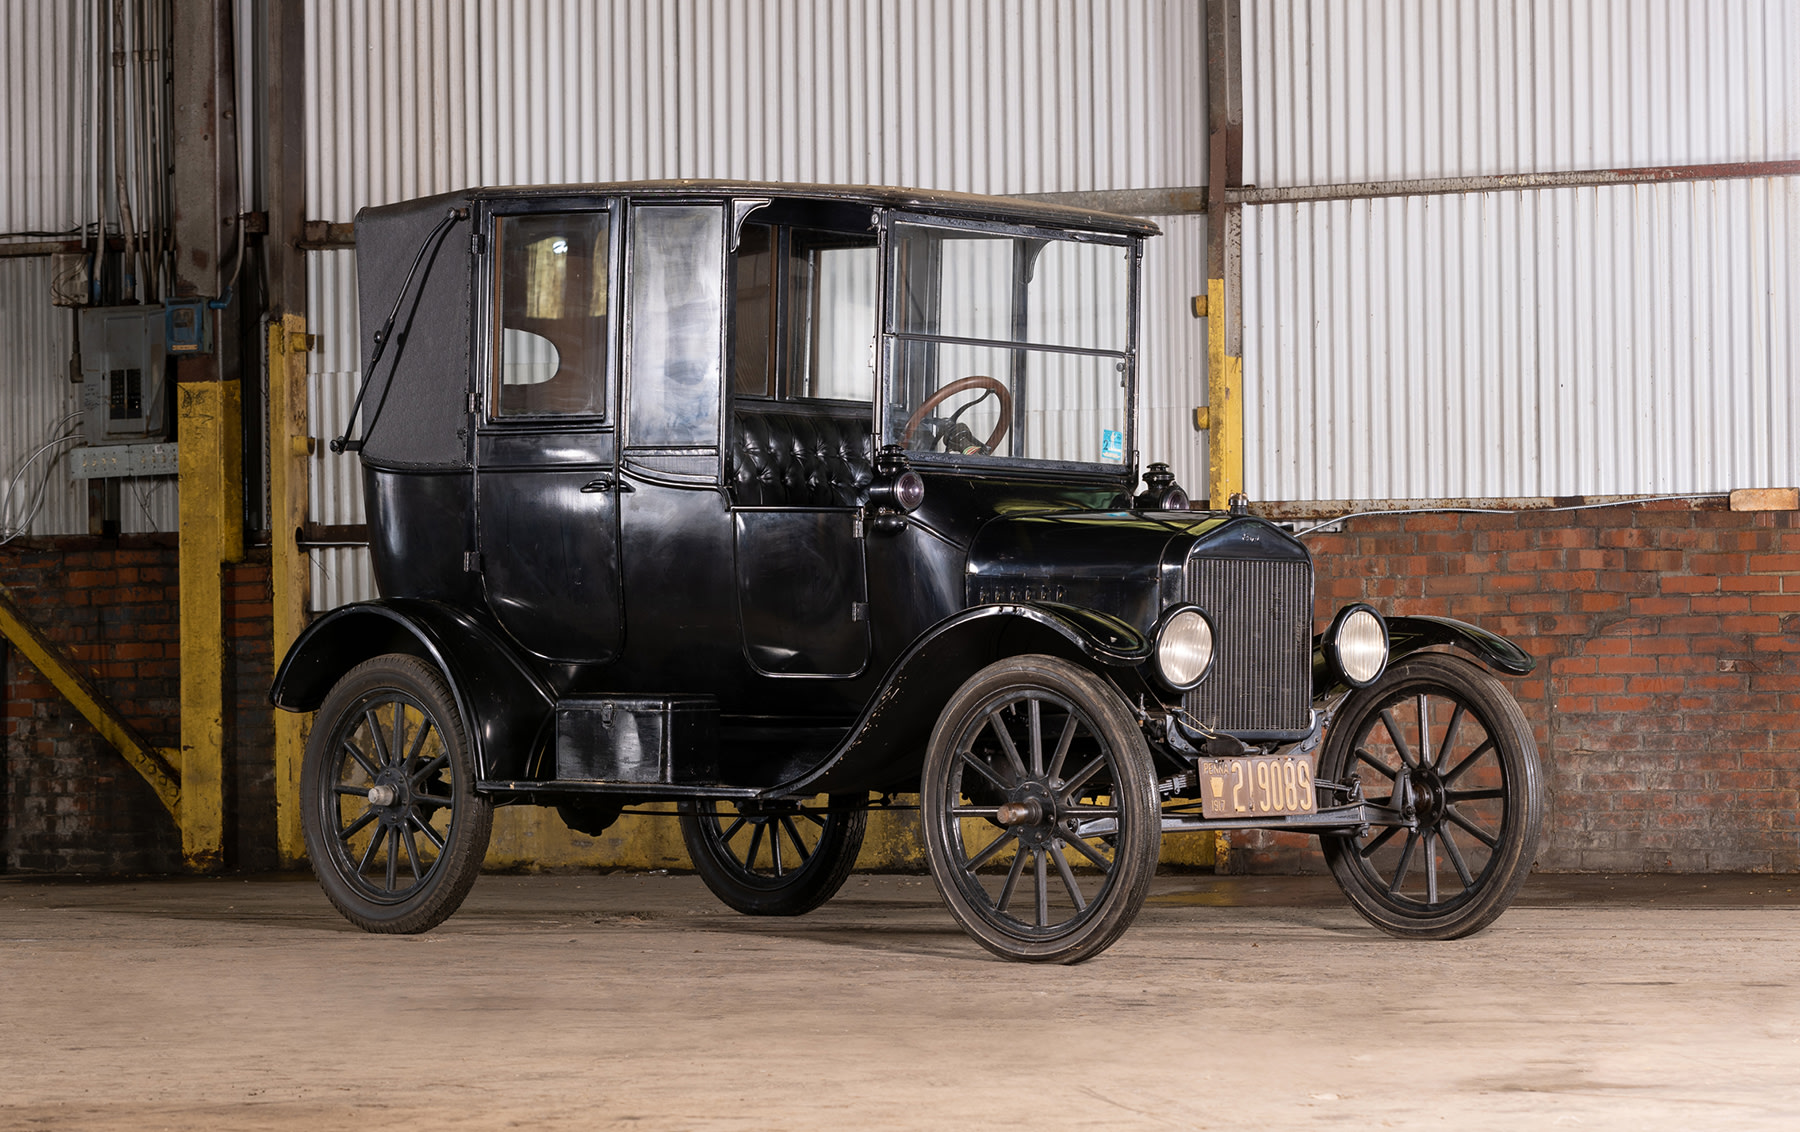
left=164, top=298, right=213, bottom=354
left=77, top=305, right=169, bottom=445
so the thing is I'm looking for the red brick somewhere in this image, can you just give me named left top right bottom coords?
left=1404, top=513, right=1462, bottom=532
left=1690, top=552, right=1749, bottom=575
left=1662, top=575, right=1720, bottom=594
left=1749, top=594, right=1800, bottom=614
left=1690, top=595, right=1752, bottom=613
left=1747, top=553, right=1800, bottom=573
left=1484, top=573, right=1537, bottom=594
left=1722, top=575, right=1783, bottom=593
left=1567, top=676, right=1627, bottom=694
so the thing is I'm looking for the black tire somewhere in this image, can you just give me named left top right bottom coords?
left=300, top=654, right=493, bottom=933
left=1319, top=653, right=1543, bottom=939
left=921, top=655, right=1160, bottom=964
left=678, top=795, right=868, bottom=916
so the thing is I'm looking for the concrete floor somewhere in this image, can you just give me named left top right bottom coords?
left=1, top=871, right=1797, bottom=1131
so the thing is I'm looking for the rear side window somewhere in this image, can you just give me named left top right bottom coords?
left=492, top=212, right=611, bottom=417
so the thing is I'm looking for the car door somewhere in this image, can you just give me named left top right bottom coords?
left=726, top=219, right=876, bottom=679
left=474, top=204, right=624, bottom=663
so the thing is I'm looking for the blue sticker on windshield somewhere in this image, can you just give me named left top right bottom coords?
left=1100, top=429, right=1124, bottom=463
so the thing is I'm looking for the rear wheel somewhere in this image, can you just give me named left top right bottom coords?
left=679, top=795, right=868, bottom=916
left=301, top=654, right=492, bottom=933
left=921, top=655, right=1160, bottom=964
left=1319, top=653, right=1542, bottom=939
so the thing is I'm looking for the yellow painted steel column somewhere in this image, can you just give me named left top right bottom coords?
left=1205, top=277, right=1244, bottom=503
left=177, top=379, right=243, bottom=871
left=270, top=316, right=313, bottom=864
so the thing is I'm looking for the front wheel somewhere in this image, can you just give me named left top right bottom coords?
left=921, top=656, right=1161, bottom=963
left=1318, top=653, right=1543, bottom=939
left=300, top=654, right=493, bottom=933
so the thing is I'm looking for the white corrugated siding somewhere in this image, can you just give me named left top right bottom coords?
left=0, top=1, right=189, bottom=538
left=0, top=2, right=89, bottom=234
left=0, top=259, right=179, bottom=540
left=304, top=0, right=1211, bottom=606
left=1244, top=179, right=1799, bottom=500
left=1, top=5, right=85, bottom=542
left=1243, top=0, right=1800, bottom=187
left=1241, top=0, right=1800, bottom=501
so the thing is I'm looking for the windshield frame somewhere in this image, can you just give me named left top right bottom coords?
left=876, top=210, right=1141, bottom=482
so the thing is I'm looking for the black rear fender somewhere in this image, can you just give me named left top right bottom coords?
left=269, top=600, right=556, bottom=781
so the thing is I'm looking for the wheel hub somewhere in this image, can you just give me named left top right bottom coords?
left=369, top=768, right=410, bottom=818
left=1408, top=768, right=1446, bottom=827
left=1001, top=781, right=1058, bottom=847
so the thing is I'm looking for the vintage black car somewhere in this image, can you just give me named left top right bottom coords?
left=271, top=181, right=1543, bottom=962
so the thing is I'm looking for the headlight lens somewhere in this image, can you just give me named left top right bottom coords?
left=1155, top=607, right=1214, bottom=689
left=1334, top=606, right=1388, bottom=686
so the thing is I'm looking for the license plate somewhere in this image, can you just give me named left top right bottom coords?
left=1197, top=754, right=1317, bottom=819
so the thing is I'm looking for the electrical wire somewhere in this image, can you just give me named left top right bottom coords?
left=0, top=429, right=84, bottom=546
left=1288, top=493, right=1728, bottom=539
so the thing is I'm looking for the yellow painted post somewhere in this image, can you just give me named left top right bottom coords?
left=270, top=315, right=313, bottom=865
left=1205, top=277, right=1244, bottom=504
left=176, top=379, right=243, bottom=871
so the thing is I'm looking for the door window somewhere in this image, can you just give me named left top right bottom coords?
left=628, top=204, right=725, bottom=448
left=492, top=212, right=611, bottom=417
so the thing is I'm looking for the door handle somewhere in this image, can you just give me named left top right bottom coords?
left=580, top=475, right=633, bottom=493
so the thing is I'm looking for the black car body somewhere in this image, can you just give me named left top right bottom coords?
left=273, top=181, right=1543, bottom=962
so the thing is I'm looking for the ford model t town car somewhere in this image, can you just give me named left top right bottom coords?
left=270, top=181, right=1543, bottom=962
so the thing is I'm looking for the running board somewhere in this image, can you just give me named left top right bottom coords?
left=478, top=779, right=760, bottom=801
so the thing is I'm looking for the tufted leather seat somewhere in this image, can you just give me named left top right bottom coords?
left=729, top=407, right=874, bottom=507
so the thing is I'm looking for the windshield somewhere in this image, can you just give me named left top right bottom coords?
left=882, top=219, right=1135, bottom=468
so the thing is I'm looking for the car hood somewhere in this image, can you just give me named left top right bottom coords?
left=964, top=509, right=1311, bottom=630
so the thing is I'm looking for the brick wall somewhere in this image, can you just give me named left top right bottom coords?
left=5, top=502, right=1797, bottom=876
left=1, top=537, right=277, bottom=873
left=1226, top=498, right=1800, bottom=875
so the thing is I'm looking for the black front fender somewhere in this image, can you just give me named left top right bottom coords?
left=270, top=599, right=556, bottom=781
left=1386, top=615, right=1536, bottom=676
left=776, top=603, right=1149, bottom=797
left=1313, top=612, right=1535, bottom=697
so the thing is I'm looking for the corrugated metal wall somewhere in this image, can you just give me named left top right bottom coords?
left=0, top=2, right=90, bottom=234
left=1241, top=0, right=1800, bottom=501
left=0, top=4, right=178, bottom=541
left=303, top=0, right=1210, bottom=606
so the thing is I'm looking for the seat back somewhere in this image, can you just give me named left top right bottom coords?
left=729, top=407, right=873, bottom=508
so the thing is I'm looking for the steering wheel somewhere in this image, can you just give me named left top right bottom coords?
left=900, top=376, right=1014, bottom=453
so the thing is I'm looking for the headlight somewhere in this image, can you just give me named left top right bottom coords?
left=1153, top=606, right=1214, bottom=691
left=1327, top=604, right=1388, bottom=687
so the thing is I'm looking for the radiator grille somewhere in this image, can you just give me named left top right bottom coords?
left=1183, top=557, right=1313, bottom=733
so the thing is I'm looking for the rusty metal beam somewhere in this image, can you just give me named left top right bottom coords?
left=1202, top=0, right=1245, bottom=511
left=1009, top=187, right=1208, bottom=217
left=171, top=0, right=244, bottom=872
left=1227, top=159, right=1800, bottom=206
left=266, top=0, right=313, bottom=867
